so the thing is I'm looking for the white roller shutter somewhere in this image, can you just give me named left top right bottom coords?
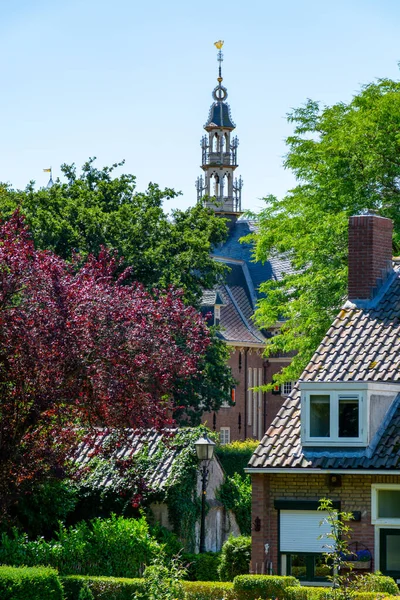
left=280, top=510, right=332, bottom=553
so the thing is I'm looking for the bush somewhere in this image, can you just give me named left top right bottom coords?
left=182, top=552, right=221, bottom=581
left=218, top=536, right=251, bottom=581
left=62, top=575, right=145, bottom=600
left=0, top=565, right=63, bottom=600
left=215, top=440, right=259, bottom=478
left=233, top=574, right=300, bottom=600
left=0, top=514, right=160, bottom=577
left=183, top=580, right=235, bottom=600
left=137, top=558, right=186, bottom=600
left=352, top=572, right=399, bottom=596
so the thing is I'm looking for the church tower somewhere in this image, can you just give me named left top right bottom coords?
left=196, top=41, right=243, bottom=215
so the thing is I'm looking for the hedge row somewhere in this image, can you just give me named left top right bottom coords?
left=62, top=574, right=299, bottom=600
left=0, top=565, right=63, bottom=600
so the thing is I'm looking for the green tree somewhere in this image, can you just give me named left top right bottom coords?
left=248, top=77, right=400, bottom=383
left=0, top=158, right=227, bottom=307
left=0, top=159, right=235, bottom=418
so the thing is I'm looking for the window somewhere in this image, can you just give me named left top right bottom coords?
left=372, top=484, right=400, bottom=524
left=220, top=427, right=230, bottom=445
left=287, top=554, right=331, bottom=581
left=302, top=389, right=365, bottom=446
left=283, top=381, right=297, bottom=396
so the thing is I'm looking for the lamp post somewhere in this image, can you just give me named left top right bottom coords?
left=194, top=432, right=216, bottom=553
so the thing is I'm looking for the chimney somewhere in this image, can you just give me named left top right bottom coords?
left=348, top=212, right=393, bottom=301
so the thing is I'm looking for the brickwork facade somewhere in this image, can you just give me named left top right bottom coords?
left=251, top=472, right=400, bottom=575
left=348, top=214, right=393, bottom=300
left=201, top=347, right=291, bottom=442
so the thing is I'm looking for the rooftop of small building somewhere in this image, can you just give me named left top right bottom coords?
left=248, top=266, right=400, bottom=471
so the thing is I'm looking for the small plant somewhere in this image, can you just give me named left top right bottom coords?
left=318, top=498, right=355, bottom=600
left=137, top=555, right=187, bottom=600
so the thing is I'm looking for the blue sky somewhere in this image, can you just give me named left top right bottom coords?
left=1, top=0, right=400, bottom=212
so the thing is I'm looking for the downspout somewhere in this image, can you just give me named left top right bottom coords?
left=244, top=348, right=249, bottom=439
left=263, top=360, right=269, bottom=435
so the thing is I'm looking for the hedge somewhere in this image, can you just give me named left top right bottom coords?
left=0, top=565, right=63, bottom=600
left=183, top=581, right=235, bottom=600
left=352, top=573, right=400, bottom=596
left=233, top=574, right=300, bottom=600
left=285, top=587, right=397, bottom=600
left=62, top=575, right=145, bottom=600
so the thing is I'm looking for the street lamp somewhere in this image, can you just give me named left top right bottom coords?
left=195, top=432, right=216, bottom=553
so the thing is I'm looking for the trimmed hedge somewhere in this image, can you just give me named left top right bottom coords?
left=218, top=536, right=251, bottom=581
left=285, top=586, right=396, bottom=600
left=183, top=581, right=235, bottom=600
left=352, top=573, right=399, bottom=596
left=62, top=575, right=145, bottom=600
left=63, top=577, right=235, bottom=600
left=0, top=565, right=63, bottom=600
left=233, top=574, right=300, bottom=600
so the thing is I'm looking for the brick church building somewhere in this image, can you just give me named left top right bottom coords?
left=197, top=43, right=293, bottom=443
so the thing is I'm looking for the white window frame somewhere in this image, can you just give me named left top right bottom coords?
left=301, top=385, right=367, bottom=447
left=372, top=484, right=400, bottom=525
left=220, top=427, right=230, bottom=445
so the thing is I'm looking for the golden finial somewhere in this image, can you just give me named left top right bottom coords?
left=214, top=40, right=224, bottom=49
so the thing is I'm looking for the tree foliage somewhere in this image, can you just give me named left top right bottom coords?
left=0, top=213, right=214, bottom=516
left=0, top=159, right=235, bottom=413
left=248, top=77, right=400, bottom=382
left=0, top=158, right=228, bottom=307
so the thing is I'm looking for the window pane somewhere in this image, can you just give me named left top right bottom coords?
left=315, top=555, right=331, bottom=578
left=310, top=395, right=330, bottom=437
left=386, top=534, right=400, bottom=570
left=339, top=396, right=359, bottom=437
left=289, top=554, right=306, bottom=579
left=379, top=491, right=400, bottom=518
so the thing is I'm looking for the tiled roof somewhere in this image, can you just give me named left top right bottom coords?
left=248, top=268, right=400, bottom=471
left=76, top=429, right=184, bottom=490
left=303, top=269, right=400, bottom=383
left=203, top=217, right=293, bottom=346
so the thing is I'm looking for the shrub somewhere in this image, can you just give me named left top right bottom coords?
left=183, top=580, right=235, bottom=600
left=352, top=572, right=399, bottom=596
left=137, top=557, right=186, bottom=600
left=0, top=565, right=63, bottom=600
left=62, top=575, right=145, bottom=600
left=182, top=552, right=221, bottom=581
left=0, top=515, right=160, bottom=577
left=285, top=587, right=395, bottom=600
left=233, top=574, right=300, bottom=600
left=215, top=440, right=259, bottom=478
left=217, top=474, right=251, bottom=535
left=79, top=583, right=95, bottom=600
left=218, top=536, right=251, bottom=581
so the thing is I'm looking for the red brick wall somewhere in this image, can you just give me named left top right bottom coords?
left=251, top=472, right=400, bottom=574
left=201, top=347, right=290, bottom=442
left=348, top=214, right=393, bottom=301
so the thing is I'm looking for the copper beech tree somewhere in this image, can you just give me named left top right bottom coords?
left=0, top=212, right=211, bottom=515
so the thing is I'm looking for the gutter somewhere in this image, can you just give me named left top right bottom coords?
left=245, top=468, right=400, bottom=475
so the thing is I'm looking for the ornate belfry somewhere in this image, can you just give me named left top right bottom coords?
left=196, top=41, right=243, bottom=214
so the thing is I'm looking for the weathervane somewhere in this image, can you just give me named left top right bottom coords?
left=214, top=40, right=224, bottom=82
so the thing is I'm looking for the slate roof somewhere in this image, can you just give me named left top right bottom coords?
left=205, top=101, right=235, bottom=129
left=248, top=267, right=400, bottom=471
left=202, top=217, right=293, bottom=346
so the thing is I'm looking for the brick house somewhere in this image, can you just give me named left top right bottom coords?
left=247, top=212, right=400, bottom=582
left=197, top=44, right=293, bottom=443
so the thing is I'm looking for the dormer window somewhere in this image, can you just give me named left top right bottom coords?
left=301, top=384, right=367, bottom=447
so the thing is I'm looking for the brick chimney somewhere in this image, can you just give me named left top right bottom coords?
left=348, top=212, right=393, bottom=301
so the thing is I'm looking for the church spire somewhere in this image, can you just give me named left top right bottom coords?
left=196, top=41, right=243, bottom=215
